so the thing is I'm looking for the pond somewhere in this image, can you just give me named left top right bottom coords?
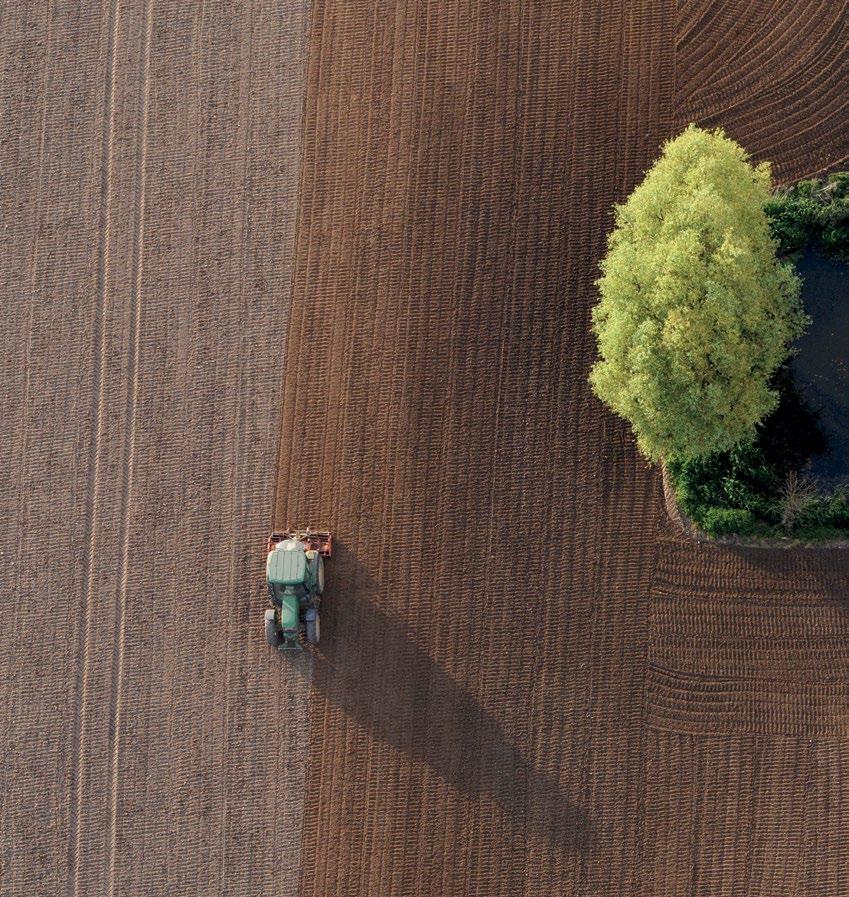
left=791, top=250, right=849, bottom=489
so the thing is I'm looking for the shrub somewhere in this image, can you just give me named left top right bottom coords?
left=765, top=172, right=849, bottom=261
left=764, top=198, right=815, bottom=255
left=665, top=369, right=838, bottom=538
left=821, top=221, right=849, bottom=261
left=827, top=172, right=849, bottom=193
left=779, top=471, right=817, bottom=532
left=591, top=125, right=806, bottom=463
left=798, top=490, right=849, bottom=529
left=699, top=507, right=757, bottom=537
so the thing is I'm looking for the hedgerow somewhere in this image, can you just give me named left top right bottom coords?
left=766, top=172, right=849, bottom=261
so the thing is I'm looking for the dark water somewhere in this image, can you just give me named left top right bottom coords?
left=791, top=251, right=849, bottom=488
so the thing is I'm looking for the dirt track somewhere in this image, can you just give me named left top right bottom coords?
left=2, top=1, right=848, bottom=895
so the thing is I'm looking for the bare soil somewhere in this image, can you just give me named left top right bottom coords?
left=276, top=1, right=849, bottom=895
left=2, top=1, right=848, bottom=896
left=0, top=2, right=310, bottom=895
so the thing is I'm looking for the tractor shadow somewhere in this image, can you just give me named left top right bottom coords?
left=285, top=543, right=591, bottom=853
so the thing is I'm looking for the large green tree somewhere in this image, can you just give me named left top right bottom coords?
left=590, top=125, right=806, bottom=463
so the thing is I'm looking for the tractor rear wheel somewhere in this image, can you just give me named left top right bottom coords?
left=265, top=609, right=282, bottom=648
left=306, top=613, right=320, bottom=645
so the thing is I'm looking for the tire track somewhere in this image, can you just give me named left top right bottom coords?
left=106, top=1, right=153, bottom=894
left=98, top=2, right=312, bottom=893
left=0, top=4, right=118, bottom=894
left=217, top=0, right=252, bottom=887
left=68, top=1, right=120, bottom=892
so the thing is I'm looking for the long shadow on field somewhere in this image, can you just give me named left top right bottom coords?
left=287, top=543, right=591, bottom=853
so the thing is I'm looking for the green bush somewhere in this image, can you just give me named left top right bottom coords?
left=699, top=507, right=757, bottom=537
left=764, top=199, right=816, bottom=255
left=827, top=172, right=849, bottom=193
left=671, top=449, right=776, bottom=527
left=766, top=173, right=849, bottom=260
left=665, top=368, right=849, bottom=538
left=591, top=125, right=805, bottom=463
left=821, top=221, right=849, bottom=261
left=799, top=492, right=849, bottom=529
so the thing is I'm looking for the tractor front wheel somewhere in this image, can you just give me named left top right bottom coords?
left=306, top=613, right=320, bottom=646
left=265, top=609, right=282, bottom=648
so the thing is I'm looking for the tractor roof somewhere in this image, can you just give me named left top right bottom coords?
left=267, top=539, right=307, bottom=586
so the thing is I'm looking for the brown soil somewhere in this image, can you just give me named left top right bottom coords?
left=2, top=1, right=848, bottom=896
left=275, top=1, right=849, bottom=895
left=0, top=2, right=310, bottom=895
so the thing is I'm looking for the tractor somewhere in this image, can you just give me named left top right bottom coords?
left=264, top=529, right=332, bottom=650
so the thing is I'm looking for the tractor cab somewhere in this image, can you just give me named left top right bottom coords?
left=267, top=539, right=308, bottom=592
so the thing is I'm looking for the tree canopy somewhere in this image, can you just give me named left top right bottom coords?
left=590, top=125, right=806, bottom=463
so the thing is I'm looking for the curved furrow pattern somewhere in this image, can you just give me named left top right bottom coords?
left=675, top=0, right=849, bottom=179
left=678, top=0, right=829, bottom=112
left=687, top=10, right=846, bottom=139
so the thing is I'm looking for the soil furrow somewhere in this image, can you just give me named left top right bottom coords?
left=278, top=1, right=849, bottom=895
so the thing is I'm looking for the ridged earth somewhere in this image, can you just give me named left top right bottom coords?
left=2, top=1, right=848, bottom=896
left=277, top=2, right=849, bottom=895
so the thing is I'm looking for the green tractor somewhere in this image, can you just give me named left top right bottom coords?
left=264, top=529, right=332, bottom=650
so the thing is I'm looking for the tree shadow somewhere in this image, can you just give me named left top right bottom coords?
left=760, top=364, right=828, bottom=477
left=284, top=542, right=591, bottom=853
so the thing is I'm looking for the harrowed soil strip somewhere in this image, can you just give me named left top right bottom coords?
left=0, top=2, right=310, bottom=895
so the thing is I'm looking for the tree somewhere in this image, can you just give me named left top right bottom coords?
left=590, top=125, right=806, bottom=463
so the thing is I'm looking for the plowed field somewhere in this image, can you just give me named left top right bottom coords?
left=276, top=1, right=849, bottom=896
left=2, top=1, right=848, bottom=896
